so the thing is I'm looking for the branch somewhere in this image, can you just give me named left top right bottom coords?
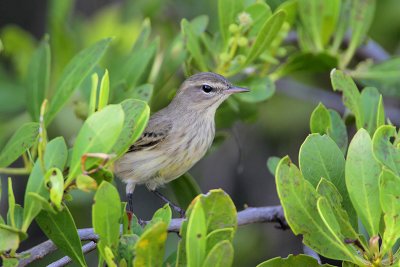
left=17, top=205, right=285, bottom=266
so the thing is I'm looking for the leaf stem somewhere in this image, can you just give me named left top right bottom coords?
left=0, top=167, right=31, bottom=175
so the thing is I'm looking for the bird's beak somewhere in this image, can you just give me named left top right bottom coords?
left=225, top=86, right=250, bottom=94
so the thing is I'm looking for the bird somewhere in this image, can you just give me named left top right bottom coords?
left=114, top=72, right=249, bottom=214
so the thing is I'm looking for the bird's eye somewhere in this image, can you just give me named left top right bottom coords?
left=202, top=84, right=213, bottom=93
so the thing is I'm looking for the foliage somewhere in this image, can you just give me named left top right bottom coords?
left=272, top=71, right=400, bottom=266
left=0, top=0, right=399, bottom=266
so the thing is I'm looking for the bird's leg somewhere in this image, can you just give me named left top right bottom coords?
left=125, top=183, right=146, bottom=227
left=151, top=189, right=186, bottom=218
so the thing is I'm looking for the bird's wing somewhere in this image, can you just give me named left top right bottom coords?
left=127, top=115, right=172, bottom=152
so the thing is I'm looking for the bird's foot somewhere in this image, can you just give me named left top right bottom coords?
left=151, top=189, right=186, bottom=218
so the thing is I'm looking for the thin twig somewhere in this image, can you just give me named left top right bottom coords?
left=17, top=205, right=285, bottom=266
left=47, top=242, right=97, bottom=267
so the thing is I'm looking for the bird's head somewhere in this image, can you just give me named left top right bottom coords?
left=172, top=72, right=249, bottom=111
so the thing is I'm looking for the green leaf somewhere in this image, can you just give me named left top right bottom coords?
left=206, top=228, right=234, bottom=255
left=0, top=122, right=39, bottom=168
left=7, top=178, right=16, bottom=228
left=111, top=99, right=150, bottom=157
left=330, top=69, right=362, bottom=129
left=360, top=87, right=382, bottom=135
left=218, top=0, right=243, bottom=45
left=117, top=234, right=139, bottom=267
left=316, top=178, right=358, bottom=240
left=276, top=157, right=357, bottom=261
left=133, top=222, right=168, bottom=267
left=379, top=168, right=400, bottom=256
left=299, top=134, right=355, bottom=225
left=0, top=226, right=19, bottom=253
left=98, top=69, right=110, bottom=111
left=245, top=11, right=286, bottom=65
left=176, top=189, right=236, bottom=267
left=36, top=205, right=87, bottom=267
left=169, top=173, right=202, bottom=210
left=68, top=104, right=124, bottom=183
left=346, top=128, right=381, bottom=236
left=76, top=174, right=98, bottom=192
left=202, top=240, right=233, bottom=267
left=46, top=38, right=112, bottom=125
left=186, top=200, right=207, bottom=267
left=266, top=156, right=281, bottom=176
left=131, top=84, right=154, bottom=103
left=235, top=77, right=275, bottom=103
left=119, top=41, right=157, bottom=90
left=27, top=192, right=56, bottom=214
left=2, top=258, right=19, bottom=267
left=257, top=254, right=335, bottom=267
left=353, top=57, right=400, bottom=97
left=93, top=181, right=121, bottom=249
left=181, top=19, right=208, bottom=71
left=310, top=103, right=331, bottom=135
left=327, top=110, right=348, bottom=154
left=372, top=125, right=400, bottom=176
left=245, top=2, right=272, bottom=37
left=23, top=137, right=67, bottom=231
left=342, top=0, right=376, bottom=68
left=44, top=168, right=64, bottom=211
left=144, top=204, right=172, bottom=232
left=26, top=37, right=50, bottom=121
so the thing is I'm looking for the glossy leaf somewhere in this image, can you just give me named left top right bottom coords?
left=327, top=110, right=348, bottom=154
left=36, top=205, right=87, bottom=267
left=379, top=168, right=400, bottom=256
left=76, top=174, right=98, bottom=192
left=23, top=137, right=67, bottom=231
left=310, top=103, right=331, bottom=135
left=257, top=254, right=334, bottom=267
left=93, top=181, right=121, bottom=249
left=360, top=87, right=382, bottom=135
left=111, top=99, right=150, bottom=157
left=26, top=38, right=50, bottom=121
left=372, top=125, right=400, bottom=176
left=276, top=156, right=356, bottom=261
left=98, top=69, right=110, bottom=111
left=7, top=178, right=16, bottom=228
left=68, top=104, right=124, bottom=182
left=0, top=226, right=19, bottom=253
left=144, top=204, right=172, bottom=232
left=346, top=129, right=381, bottom=236
left=330, top=69, right=362, bottom=129
left=133, top=222, right=168, bottom=267
left=299, top=134, right=354, bottom=225
left=206, top=228, right=234, bottom=255
left=186, top=200, right=207, bottom=267
left=44, top=168, right=64, bottom=211
left=202, top=240, right=233, bottom=267
left=46, top=38, right=112, bottom=124
left=0, top=122, right=39, bottom=168
left=316, top=179, right=358, bottom=239
left=245, top=11, right=286, bottom=65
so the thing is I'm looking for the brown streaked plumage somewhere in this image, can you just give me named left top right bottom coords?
left=114, top=72, right=249, bottom=195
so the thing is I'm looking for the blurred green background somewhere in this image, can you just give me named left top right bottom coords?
left=0, top=0, right=399, bottom=266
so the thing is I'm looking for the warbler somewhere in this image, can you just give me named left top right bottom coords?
left=114, top=72, right=249, bottom=210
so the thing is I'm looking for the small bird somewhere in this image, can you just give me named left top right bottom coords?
left=114, top=72, right=249, bottom=212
